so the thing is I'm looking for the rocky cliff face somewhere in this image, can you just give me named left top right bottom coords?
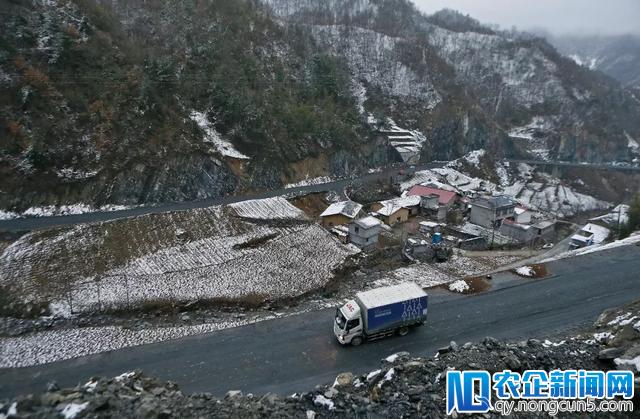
left=1, top=0, right=639, bottom=212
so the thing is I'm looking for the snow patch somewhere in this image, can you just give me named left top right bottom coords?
left=190, top=110, right=250, bottom=160
left=285, top=176, right=333, bottom=189
left=608, top=313, right=637, bottom=327
left=115, top=371, right=136, bottom=382
left=60, top=402, right=89, bottom=419
left=366, top=369, right=382, bottom=381
left=592, top=332, right=613, bottom=343
left=377, top=368, right=395, bottom=388
left=385, top=353, right=400, bottom=363
left=614, top=356, right=640, bottom=372
left=448, top=280, right=469, bottom=293
left=313, top=395, right=334, bottom=410
left=515, top=266, right=534, bottom=277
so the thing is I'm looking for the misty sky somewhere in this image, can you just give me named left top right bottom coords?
left=414, top=0, right=640, bottom=36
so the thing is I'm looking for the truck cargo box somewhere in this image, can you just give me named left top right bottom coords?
left=355, top=282, right=428, bottom=333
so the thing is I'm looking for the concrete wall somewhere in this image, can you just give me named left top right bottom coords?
left=500, top=223, right=535, bottom=243
left=349, top=223, right=380, bottom=239
left=385, top=208, right=409, bottom=225
left=350, top=233, right=379, bottom=248
left=470, top=205, right=494, bottom=228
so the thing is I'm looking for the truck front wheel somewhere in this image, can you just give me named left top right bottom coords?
left=398, top=326, right=409, bottom=336
left=351, top=336, right=363, bottom=346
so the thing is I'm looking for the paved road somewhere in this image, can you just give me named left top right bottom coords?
left=506, top=159, right=640, bottom=173
left=1, top=244, right=638, bottom=398
left=0, top=163, right=443, bottom=233
left=3, top=158, right=636, bottom=233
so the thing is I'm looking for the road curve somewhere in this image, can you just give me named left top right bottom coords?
left=505, top=159, right=640, bottom=173
left=0, top=163, right=443, bottom=233
left=1, top=244, right=638, bottom=398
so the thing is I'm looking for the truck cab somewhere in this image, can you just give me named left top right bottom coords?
left=334, top=300, right=363, bottom=345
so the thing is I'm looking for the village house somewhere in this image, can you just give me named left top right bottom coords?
left=406, top=187, right=452, bottom=221
left=349, top=216, right=382, bottom=249
left=407, top=185, right=459, bottom=209
left=416, top=193, right=447, bottom=221
left=532, top=220, right=556, bottom=241
left=371, top=196, right=421, bottom=225
left=470, top=195, right=516, bottom=228
left=320, top=200, right=363, bottom=227
left=500, top=219, right=536, bottom=244
left=514, top=206, right=532, bottom=224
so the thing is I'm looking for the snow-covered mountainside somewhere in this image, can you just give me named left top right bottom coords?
left=1, top=0, right=639, bottom=212
left=545, top=33, right=640, bottom=89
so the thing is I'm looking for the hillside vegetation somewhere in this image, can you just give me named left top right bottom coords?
left=1, top=0, right=639, bottom=211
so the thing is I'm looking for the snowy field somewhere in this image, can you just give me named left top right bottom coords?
left=0, top=316, right=272, bottom=368
left=0, top=197, right=358, bottom=315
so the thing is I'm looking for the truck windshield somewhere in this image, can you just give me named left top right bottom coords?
left=335, top=308, right=346, bottom=329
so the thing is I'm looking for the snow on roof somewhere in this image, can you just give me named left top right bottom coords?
left=356, top=282, right=426, bottom=310
left=331, top=226, right=349, bottom=237
left=419, top=221, right=440, bottom=228
left=571, top=232, right=592, bottom=243
left=407, top=185, right=457, bottom=204
left=473, top=195, right=515, bottom=209
left=580, top=223, right=610, bottom=244
left=320, top=201, right=363, bottom=218
left=502, top=219, right=531, bottom=230
left=375, top=196, right=421, bottom=216
left=532, top=220, right=555, bottom=230
left=353, top=216, right=382, bottom=229
left=399, top=169, right=454, bottom=192
left=514, top=206, right=529, bottom=215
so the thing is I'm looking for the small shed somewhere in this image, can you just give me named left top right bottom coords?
left=330, top=225, right=350, bottom=244
left=500, top=219, right=535, bottom=243
left=419, top=221, right=442, bottom=235
left=532, top=220, right=556, bottom=241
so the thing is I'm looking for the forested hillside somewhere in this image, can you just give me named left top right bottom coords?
left=1, top=0, right=639, bottom=212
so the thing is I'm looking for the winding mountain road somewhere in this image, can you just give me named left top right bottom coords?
left=0, top=163, right=443, bottom=233
left=1, top=243, right=638, bottom=399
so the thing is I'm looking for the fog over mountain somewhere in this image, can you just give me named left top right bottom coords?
left=414, top=0, right=640, bottom=36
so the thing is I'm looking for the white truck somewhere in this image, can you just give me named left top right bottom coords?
left=334, top=282, right=428, bottom=346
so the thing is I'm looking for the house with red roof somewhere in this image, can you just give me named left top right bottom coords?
left=407, top=185, right=459, bottom=208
